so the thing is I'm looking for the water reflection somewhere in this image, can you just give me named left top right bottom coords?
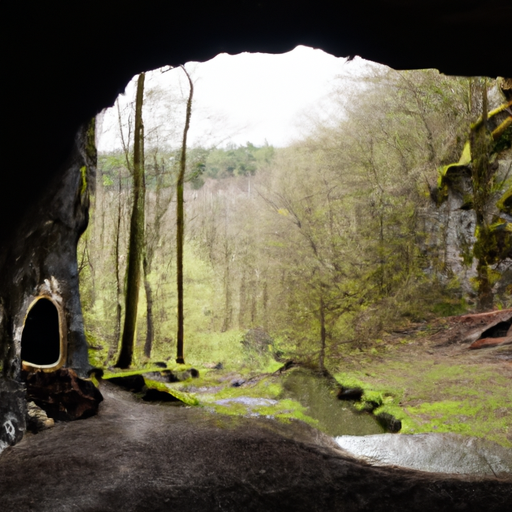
left=282, top=369, right=384, bottom=437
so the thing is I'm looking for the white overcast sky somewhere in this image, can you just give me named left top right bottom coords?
left=96, top=45, right=371, bottom=151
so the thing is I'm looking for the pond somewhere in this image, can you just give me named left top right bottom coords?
left=281, top=368, right=384, bottom=437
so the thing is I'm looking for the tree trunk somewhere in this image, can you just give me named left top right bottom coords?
left=107, top=164, right=124, bottom=364
left=176, top=66, right=194, bottom=364
left=262, top=279, right=268, bottom=331
left=116, top=72, right=145, bottom=368
left=238, top=268, right=246, bottom=329
left=319, top=296, right=327, bottom=374
left=143, top=255, right=154, bottom=358
left=221, top=260, right=232, bottom=333
left=470, top=79, right=494, bottom=312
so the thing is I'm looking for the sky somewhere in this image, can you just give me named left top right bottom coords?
left=96, top=46, right=370, bottom=151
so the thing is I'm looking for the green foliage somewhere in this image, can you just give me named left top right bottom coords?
left=82, top=68, right=507, bottom=400
left=202, top=142, right=274, bottom=179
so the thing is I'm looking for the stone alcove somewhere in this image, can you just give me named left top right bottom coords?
left=20, top=296, right=67, bottom=371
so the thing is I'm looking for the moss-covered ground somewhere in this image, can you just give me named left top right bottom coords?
left=332, top=326, right=512, bottom=448
left=94, top=317, right=512, bottom=448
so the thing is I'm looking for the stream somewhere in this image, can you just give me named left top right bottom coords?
left=281, top=368, right=384, bottom=436
left=215, top=368, right=512, bottom=477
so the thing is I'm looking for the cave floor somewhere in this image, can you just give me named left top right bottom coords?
left=0, top=382, right=510, bottom=512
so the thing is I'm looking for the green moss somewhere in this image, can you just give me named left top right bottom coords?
left=85, top=117, right=97, bottom=164
left=80, top=166, right=87, bottom=195
left=471, top=100, right=512, bottom=132
left=79, top=117, right=97, bottom=197
left=101, top=367, right=200, bottom=405
left=102, top=364, right=192, bottom=380
left=497, top=187, right=512, bottom=215
left=143, top=378, right=199, bottom=406
left=492, top=121, right=512, bottom=152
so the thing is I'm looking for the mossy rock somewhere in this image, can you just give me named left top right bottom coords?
left=497, top=188, right=512, bottom=215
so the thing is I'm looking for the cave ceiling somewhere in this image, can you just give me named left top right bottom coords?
left=3, top=1, right=511, bottom=247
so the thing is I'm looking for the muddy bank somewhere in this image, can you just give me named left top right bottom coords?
left=0, top=382, right=510, bottom=512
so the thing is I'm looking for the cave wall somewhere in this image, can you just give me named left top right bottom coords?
left=0, top=123, right=95, bottom=449
left=0, top=122, right=95, bottom=379
left=1, top=1, right=511, bottom=450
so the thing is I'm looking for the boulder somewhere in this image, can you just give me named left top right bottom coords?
left=107, top=374, right=146, bottom=392
left=0, top=378, right=26, bottom=453
left=25, top=368, right=103, bottom=421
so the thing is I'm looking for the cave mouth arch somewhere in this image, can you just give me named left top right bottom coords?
left=21, top=297, right=66, bottom=371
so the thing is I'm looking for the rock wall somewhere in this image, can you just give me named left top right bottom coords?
left=0, top=122, right=96, bottom=451
left=428, top=96, right=512, bottom=302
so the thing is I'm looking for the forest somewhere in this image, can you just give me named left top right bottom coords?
left=79, top=64, right=512, bottom=377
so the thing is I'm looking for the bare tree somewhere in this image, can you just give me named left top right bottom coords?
left=176, top=66, right=194, bottom=364
left=116, top=72, right=146, bottom=368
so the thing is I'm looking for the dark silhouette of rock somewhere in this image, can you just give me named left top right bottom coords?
left=337, top=386, right=364, bottom=401
left=87, top=367, right=104, bottom=380
left=142, top=388, right=180, bottom=403
left=25, top=368, right=103, bottom=421
left=107, top=374, right=146, bottom=392
left=0, top=379, right=26, bottom=453
left=376, top=412, right=402, bottom=433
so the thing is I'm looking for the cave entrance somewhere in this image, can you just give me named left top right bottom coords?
left=479, top=320, right=512, bottom=339
left=21, top=297, right=66, bottom=370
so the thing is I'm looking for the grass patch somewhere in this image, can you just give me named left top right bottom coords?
left=334, top=360, right=512, bottom=447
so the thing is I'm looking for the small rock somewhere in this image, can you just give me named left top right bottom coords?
left=203, top=362, right=223, bottom=370
left=337, top=387, right=363, bottom=401
left=376, top=412, right=402, bottom=433
left=230, top=378, right=246, bottom=387
left=175, top=369, right=199, bottom=381
left=144, top=371, right=179, bottom=384
left=26, top=401, right=54, bottom=433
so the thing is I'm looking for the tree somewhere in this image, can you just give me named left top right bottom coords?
left=176, top=66, right=194, bottom=364
left=116, top=72, right=146, bottom=368
left=142, top=150, right=175, bottom=359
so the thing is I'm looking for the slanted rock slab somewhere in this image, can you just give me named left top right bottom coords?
left=25, top=368, right=103, bottom=421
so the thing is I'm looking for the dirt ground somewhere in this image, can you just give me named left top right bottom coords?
left=0, top=381, right=510, bottom=512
